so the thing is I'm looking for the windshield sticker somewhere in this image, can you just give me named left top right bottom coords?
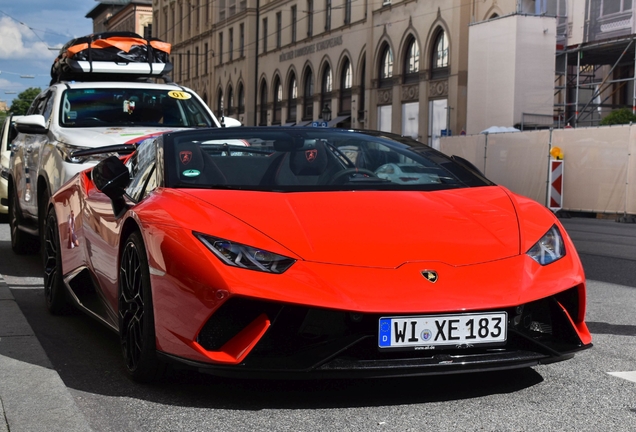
left=123, top=100, right=135, bottom=114
left=182, top=169, right=200, bottom=177
left=168, top=91, right=192, bottom=100
left=67, top=111, right=77, bottom=120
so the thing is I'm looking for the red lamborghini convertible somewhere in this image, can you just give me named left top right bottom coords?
left=42, top=127, right=592, bottom=382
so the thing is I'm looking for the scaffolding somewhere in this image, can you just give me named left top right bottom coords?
left=555, top=36, right=636, bottom=128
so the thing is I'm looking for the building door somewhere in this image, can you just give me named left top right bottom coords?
left=428, top=99, right=447, bottom=150
left=378, top=105, right=392, bottom=132
left=402, top=102, right=419, bottom=140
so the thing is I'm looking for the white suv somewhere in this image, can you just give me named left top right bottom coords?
left=8, top=80, right=230, bottom=253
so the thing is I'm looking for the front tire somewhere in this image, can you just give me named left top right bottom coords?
left=43, top=207, right=71, bottom=314
left=119, top=231, right=164, bottom=383
left=9, top=186, right=39, bottom=255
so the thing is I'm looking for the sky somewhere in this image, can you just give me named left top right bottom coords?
left=0, top=0, right=97, bottom=106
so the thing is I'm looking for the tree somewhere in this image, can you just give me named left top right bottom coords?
left=9, top=87, right=41, bottom=115
left=600, top=108, right=636, bottom=126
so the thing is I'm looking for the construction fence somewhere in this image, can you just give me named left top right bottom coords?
left=439, top=125, right=636, bottom=216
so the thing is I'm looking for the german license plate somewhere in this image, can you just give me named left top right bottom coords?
left=378, top=312, right=507, bottom=348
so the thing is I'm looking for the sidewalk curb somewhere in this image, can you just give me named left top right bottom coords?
left=0, top=275, right=93, bottom=432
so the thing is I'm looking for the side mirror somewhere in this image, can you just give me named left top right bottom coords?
left=222, top=117, right=242, bottom=128
left=92, top=156, right=131, bottom=218
left=15, top=115, right=48, bottom=135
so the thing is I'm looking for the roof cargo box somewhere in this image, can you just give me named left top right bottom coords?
left=50, top=32, right=173, bottom=84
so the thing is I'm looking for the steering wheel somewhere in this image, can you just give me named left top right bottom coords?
left=329, top=168, right=378, bottom=184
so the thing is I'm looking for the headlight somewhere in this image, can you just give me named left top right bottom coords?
left=57, top=143, right=112, bottom=164
left=195, top=233, right=296, bottom=274
left=526, top=225, right=565, bottom=265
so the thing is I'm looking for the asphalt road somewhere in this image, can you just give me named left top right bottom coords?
left=1, top=216, right=636, bottom=431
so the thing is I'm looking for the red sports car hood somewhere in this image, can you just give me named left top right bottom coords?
left=181, top=186, right=521, bottom=268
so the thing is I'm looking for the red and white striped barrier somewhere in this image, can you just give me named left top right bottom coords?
left=548, top=159, right=563, bottom=211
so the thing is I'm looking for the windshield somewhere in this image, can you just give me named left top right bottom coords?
left=163, top=128, right=493, bottom=191
left=60, top=88, right=216, bottom=128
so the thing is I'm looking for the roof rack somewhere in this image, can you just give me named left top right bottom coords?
left=50, top=32, right=173, bottom=85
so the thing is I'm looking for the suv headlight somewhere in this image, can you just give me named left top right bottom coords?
left=57, top=142, right=112, bottom=164
left=526, top=225, right=565, bottom=265
left=195, top=233, right=296, bottom=274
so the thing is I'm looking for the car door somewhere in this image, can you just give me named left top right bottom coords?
left=19, top=90, right=55, bottom=219
left=82, top=138, right=158, bottom=319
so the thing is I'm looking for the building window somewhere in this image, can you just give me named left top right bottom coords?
left=404, top=37, right=419, bottom=83
left=178, top=53, right=182, bottom=81
left=229, top=0, right=236, bottom=16
left=276, top=12, right=282, bottom=48
left=171, top=8, right=175, bottom=40
left=273, top=77, right=282, bottom=124
left=325, top=0, right=331, bottom=31
left=303, top=68, right=314, bottom=119
left=179, top=3, right=183, bottom=38
left=321, top=65, right=332, bottom=117
left=307, top=0, right=313, bottom=37
left=217, top=90, right=224, bottom=118
left=229, top=28, right=234, bottom=61
left=204, top=43, right=209, bottom=74
left=186, top=50, right=190, bottom=79
left=219, top=0, right=226, bottom=21
left=227, top=85, right=234, bottom=115
left=240, top=24, right=245, bottom=57
left=379, top=44, right=393, bottom=88
left=262, top=18, right=268, bottom=53
left=602, top=0, right=632, bottom=15
left=431, top=29, right=449, bottom=79
left=344, top=0, right=351, bottom=24
left=219, top=32, right=223, bottom=63
left=195, top=46, right=199, bottom=77
left=288, top=73, right=298, bottom=122
left=340, top=59, right=352, bottom=113
left=238, top=83, right=245, bottom=114
left=163, top=9, right=168, bottom=38
left=259, top=81, right=268, bottom=125
left=359, top=56, right=365, bottom=120
left=291, top=6, right=297, bottom=43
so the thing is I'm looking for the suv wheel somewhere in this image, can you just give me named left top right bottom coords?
left=9, top=187, right=39, bottom=255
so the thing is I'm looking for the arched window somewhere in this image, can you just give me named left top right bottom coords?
left=431, top=29, right=449, bottom=79
left=217, top=90, right=223, bottom=118
left=288, top=73, right=298, bottom=122
left=404, top=37, right=419, bottom=83
left=379, top=44, right=393, bottom=88
left=227, top=85, right=234, bottom=115
left=340, top=58, right=352, bottom=113
left=238, top=83, right=245, bottom=115
left=303, top=68, right=314, bottom=120
left=259, top=80, right=268, bottom=125
left=321, top=65, right=332, bottom=117
left=359, top=55, right=366, bottom=121
left=273, top=76, right=282, bottom=124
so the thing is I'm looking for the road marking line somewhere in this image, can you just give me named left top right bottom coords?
left=608, top=371, right=636, bottom=383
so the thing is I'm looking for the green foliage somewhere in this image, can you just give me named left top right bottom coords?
left=8, top=87, right=42, bottom=115
left=600, top=108, right=636, bottom=126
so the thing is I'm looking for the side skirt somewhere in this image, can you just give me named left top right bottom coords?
left=63, top=266, right=118, bottom=333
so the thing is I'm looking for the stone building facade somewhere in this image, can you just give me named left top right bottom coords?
left=152, top=0, right=517, bottom=146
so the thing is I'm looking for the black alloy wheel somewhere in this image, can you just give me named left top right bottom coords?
left=9, top=186, right=39, bottom=254
left=43, top=207, right=71, bottom=314
left=119, top=231, right=164, bottom=383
